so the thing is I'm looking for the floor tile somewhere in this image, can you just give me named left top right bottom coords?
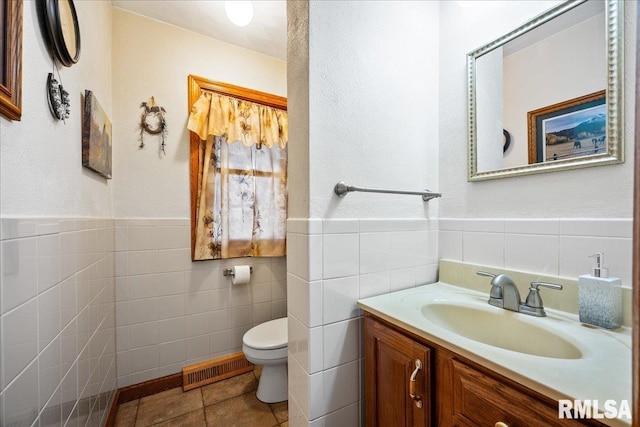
left=152, top=409, right=206, bottom=427
left=115, top=400, right=139, bottom=427
left=136, top=387, right=203, bottom=427
left=281, top=422, right=289, bottom=427
left=270, top=401, right=288, bottom=423
left=204, top=393, right=278, bottom=427
left=254, top=365, right=262, bottom=380
left=201, top=372, right=258, bottom=406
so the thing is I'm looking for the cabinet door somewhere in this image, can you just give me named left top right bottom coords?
left=364, top=316, right=431, bottom=427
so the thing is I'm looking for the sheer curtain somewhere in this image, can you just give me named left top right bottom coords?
left=188, top=90, right=288, bottom=260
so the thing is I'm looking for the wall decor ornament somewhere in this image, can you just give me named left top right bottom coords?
left=138, top=96, right=167, bottom=155
left=39, top=0, right=81, bottom=67
left=47, top=72, right=70, bottom=121
left=82, top=90, right=112, bottom=179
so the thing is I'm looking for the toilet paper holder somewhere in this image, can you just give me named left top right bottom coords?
left=223, top=266, right=253, bottom=277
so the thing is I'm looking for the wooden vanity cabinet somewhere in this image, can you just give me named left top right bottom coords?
left=364, top=315, right=432, bottom=427
left=364, top=313, right=606, bottom=427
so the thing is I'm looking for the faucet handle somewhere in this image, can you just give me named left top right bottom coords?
left=526, top=282, right=563, bottom=309
left=476, top=271, right=496, bottom=278
left=476, top=271, right=503, bottom=300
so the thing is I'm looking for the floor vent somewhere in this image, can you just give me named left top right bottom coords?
left=182, top=352, right=254, bottom=391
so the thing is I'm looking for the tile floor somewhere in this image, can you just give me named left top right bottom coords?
left=114, top=369, right=288, bottom=427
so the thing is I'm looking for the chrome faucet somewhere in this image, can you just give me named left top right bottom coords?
left=476, top=271, right=563, bottom=317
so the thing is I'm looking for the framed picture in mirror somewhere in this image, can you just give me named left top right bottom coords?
left=527, top=90, right=606, bottom=164
left=0, top=0, right=23, bottom=121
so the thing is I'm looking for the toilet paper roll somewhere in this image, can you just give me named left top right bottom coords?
left=231, top=265, right=251, bottom=285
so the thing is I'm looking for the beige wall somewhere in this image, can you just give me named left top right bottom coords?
left=111, top=8, right=287, bottom=219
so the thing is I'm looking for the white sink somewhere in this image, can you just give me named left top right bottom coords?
left=421, top=302, right=582, bottom=359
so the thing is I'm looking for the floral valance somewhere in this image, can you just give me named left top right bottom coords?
left=187, top=90, right=288, bottom=149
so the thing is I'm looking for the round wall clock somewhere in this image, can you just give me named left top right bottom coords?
left=40, top=0, right=81, bottom=67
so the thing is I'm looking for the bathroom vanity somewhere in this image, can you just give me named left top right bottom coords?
left=358, top=262, right=632, bottom=427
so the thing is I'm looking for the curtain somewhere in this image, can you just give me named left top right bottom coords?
left=188, top=90, right=288, bottom=260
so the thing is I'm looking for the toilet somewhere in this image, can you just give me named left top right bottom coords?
left=242, top=317, right=288, bottom=403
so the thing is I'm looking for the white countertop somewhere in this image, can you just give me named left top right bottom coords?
left=357, top=282, right=632, bottom=426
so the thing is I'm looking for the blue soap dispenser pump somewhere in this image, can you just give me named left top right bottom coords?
left=578, top=252, right=622, bottom=329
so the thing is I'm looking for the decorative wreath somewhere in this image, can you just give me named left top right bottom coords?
left=139, top=97, right=168, bottom=154
left=47, top=72, right=70, bottom=122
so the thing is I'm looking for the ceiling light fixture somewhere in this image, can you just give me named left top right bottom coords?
left=225, top=1, right=254, bottom=27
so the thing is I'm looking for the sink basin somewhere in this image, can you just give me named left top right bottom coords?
left=421, top=303, right=583, bottom=359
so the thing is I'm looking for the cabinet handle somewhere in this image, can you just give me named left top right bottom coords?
left=495, top=422, right=509, bottom=427
left=409, top=359, right=423, bottom=408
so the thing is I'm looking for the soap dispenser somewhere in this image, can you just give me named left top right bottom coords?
left=578, top=252, right=622, bottom=329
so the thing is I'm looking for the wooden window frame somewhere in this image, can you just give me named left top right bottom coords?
left=187, top=74, right=287, bottom=260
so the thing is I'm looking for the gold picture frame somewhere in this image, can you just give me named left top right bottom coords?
left=0, top=0, right=23, bottom=121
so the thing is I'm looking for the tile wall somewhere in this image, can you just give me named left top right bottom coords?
left=114, top=219, right=287, bottom=388
left=285, top=218, right=439, bottom=427
left=286, top=216, right=633, bottom=427
left=0, top=217, right=117, bottom=427
left=439, top=218, right=633, bottom=287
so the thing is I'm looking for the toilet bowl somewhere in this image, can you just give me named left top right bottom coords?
left=242, top=317, right=288, bottom=403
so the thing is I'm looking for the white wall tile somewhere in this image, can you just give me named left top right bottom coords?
left=2, top=298, right=38, bottom=388
left=186, top=313, right=210, bottom=338
left=128, top=251, right=157, bottom=275
left=359, top=272, right=390, bottom=299
left=438, top=230, right=462, bottom=261
left=130, top=345, right=160, bottom=373
left=127, top=227, right=158, bottom=251
left=158, top=317, right=185, bottom=343
left=390, top=268, right=415, bottom=292
left=462, top=231, right=504, bottom=268
left=159, top=340, right=186, bottom=367
left=128, top=274, right=158, bottom=300
left=559, top=236, right=633, bottom=286
left=504, top=219, right=560, bottom=235
left=307, top=234, right=323, bottom=281
left=157, top=226, right=190, bottom=250
left=359, top=233, right=389, bottom=274
left=438, top=218, right=463, bottom=231
left=1, top=238, right=37, bottom=314
left=359, top=219, right=390, bottom=233
left=463, top=219, right=505, bottom=233
left=323, top=319, right=359, bottom=369
left=322, top=219, right=359, bottom=234
left=323, top=234, right=359, bottom=279
left=323, top=401, right=359, bottom=427
left=186, top=335, right=210, bottom=360
left=157, top=295, right=185, bottom=320
left=158, top=249, right=188, bottom=273
left=505, top=234, right=559, bottom=276
left=323, top=276, right=359, bottom=324
left=323, top=361, right=359, bottom=414
left=129, top=298, right=158, bottom=324
left=559, top=219, right=633, bottom=238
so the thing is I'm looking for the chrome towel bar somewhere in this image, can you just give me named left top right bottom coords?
left=333, top=181, right=442, bottom=202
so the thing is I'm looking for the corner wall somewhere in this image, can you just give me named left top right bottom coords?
left=1, top=2, right=116, bottom=426
left=286, top=1, right=441, bottom=425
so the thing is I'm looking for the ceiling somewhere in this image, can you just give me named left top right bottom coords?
left=111, top=1, right=287, bottom=61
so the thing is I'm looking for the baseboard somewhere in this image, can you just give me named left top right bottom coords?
left=104, top=372, right=182, bottom=427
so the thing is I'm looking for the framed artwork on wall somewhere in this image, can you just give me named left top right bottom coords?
left=82, top=90, right=112, bottom=179
left=527, top=90, right=607, bottom=164
left=0, top=0, right=23, bottom=121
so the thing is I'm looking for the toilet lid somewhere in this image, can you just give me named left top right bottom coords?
left=243, top=317, right=288, bottom=350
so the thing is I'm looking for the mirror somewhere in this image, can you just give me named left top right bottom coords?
left=467, top=0, right=624, bottom=181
